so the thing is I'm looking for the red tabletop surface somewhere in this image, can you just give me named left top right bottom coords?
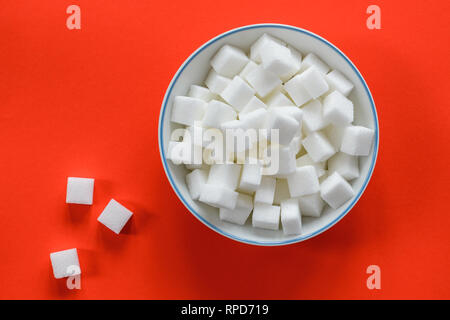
left=0, top=0, right=449, bottom=299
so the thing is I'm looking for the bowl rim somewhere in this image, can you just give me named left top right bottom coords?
left=158, top=23, right=379, bottom=246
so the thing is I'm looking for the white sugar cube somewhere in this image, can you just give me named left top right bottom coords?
left=240, top=96, right=267, bottom=115
left=202, top=99, right=237, bottom=128
left=328, top=152, right=359, bottom=180
left=239, top=108, right=268, bottom=129
left=280, top=198, right=302, bottom=235
left=50, top=248, right=81, bottom=279
left=186, top=168, right=208, bottom=200
left=297, top=67, right=329, bottom=99
left=260, top=43, right=300, bottom=81
left=341, top=126, right=375, bottom=156
left=219, top=193, right=253, bottom=225
left=300, top=53, right=330, bottom=75
left=320, top=172, right=355, bottom=209
left=211, top=44, right=249, bottom=78
left=323, top=91, right=354, bottom=126
left=302, top=131, right=336, bottom=162
left=66, top=177, right=94, bottom=205
left=252, top=203, right=280, bottom=230
left=254, top=176, right=276, bottom=204
left=167, top=141, right=186, bottom=165
left=290, top=135, right=302, bottom=155
left=221, top=76, right=255, bottom=111
left=284, top=45, right=303, bottom=80
left=199, top=184, right=238, bottom=210
left=207, top=163, right=241, bottom=190
left=270, top=144, right=296, bottom=177
left=326, top=70, right=354, bottom=97
left=287, top=166, right=320, bottom=197
left=301, top=99, right=328, bottom=132
left=250, top=33, right=286, bottom=63
left=298, top=192, right=325, bottom=217
left=187, top=84, right=217, bottom=102
left=273, top=179, right=290, bottom=205
left=270, top=106, right=303, bottom=130
left=238, top=162, right=263, bottom=193
left=283, top=74, right=312, bottom=106
left=246, top=66, right=282, bottom=98
left=183, top=125, right=205, bottom=148
left=324, top=124, right=347, bottom=151
left=239, top=60, right=259, bottom=80
left=171, top=96, right=206, bottom=126
left=266, top=109, right=300, bottom=145
left=296, top=154, right=326, bottom=177
left=97, top=199, right=133, bottom=234
left=205, top=69, right=231, bottom=95
left=265, top=91, right=295, bottom=107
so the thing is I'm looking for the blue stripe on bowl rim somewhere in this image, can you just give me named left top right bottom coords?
left=158, top=23, right=379, bottom=246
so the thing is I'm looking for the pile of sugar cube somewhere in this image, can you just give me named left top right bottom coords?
left=168, top=33, right=374, bottom=235
left=49, top=177, right=133, bottom=280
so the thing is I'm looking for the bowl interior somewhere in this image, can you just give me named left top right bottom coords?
left=159, top=24, right=378, bottom=245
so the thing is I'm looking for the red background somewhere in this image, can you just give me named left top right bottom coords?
left=0, top=0, right=449, bottom=299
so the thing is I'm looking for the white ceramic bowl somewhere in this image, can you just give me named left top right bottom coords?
left=158, top=24, right=379, bottom=246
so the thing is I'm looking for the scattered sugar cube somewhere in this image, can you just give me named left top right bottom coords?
left=297, top=67, right=329, bottom=99
left=202, top=99, right=237, bottom=128
left=270, top=144, right=296, bottom=177
left=186, top=168, right=208, bottom=200
left=199, top=184, right=238, bottom=210
left=340, top=126, right=375, bottom=156
left=302, top=131, right=336, bottom=162
left=97, top=199, right=133, bottom=234
left=270, top=106, right=303, bottom=131
left=221, top=76, right=256, bottom=111
left=265, top=91, right=295, bottom=107
left=219, top=193, right=253, bottom=225
left=280, top=198, right=302, bottom=235
left=211, top=44, right=249, bottom=78
left=260, top=43, right=300, bottom=81
left=320, top=172, right=355, bottom=209
left=250, top=33, right=286, bottom=63
left=205, top=69, right=231, bottom=95
left=290, top=135, right=302, bottom=155
left=240, top=60, right=259, bottom=80
left=246, top=66, right=282, bottom=98
left=323, top=124, right=348, bottom=151
left=50, top=248, right=81, bottom=279
left=167, top=141, right=188, bottom=165
left=284, top=45, right=303, bottom=80
left=171, top=96, right=206, bottom=126
left=183, top=125, right=205, bottom=148
left=298, top=192, right=325, bottom=217
left=66, top=177, right=94, bottom=205
left=296, top=154, right=326, bottom=177
left=328, top=152, right=359, bottom=180
left=240, top=96, right=267, bottom=115
left=254, top=176, right=276, bottom=204
left=283, top=74, right=312, bottom=106
left=287, top=165, right=320, bottom=197
left=300, top=53, right=330, bottom=75
left=273, top=179, right=290, bottom=205
left=323, top=91, right=354, bottom=126
left=187, top=84, right=217, bottom=102
left=326, top=70, right=354, bottom=97
left=266, top=109, right=300, bottom=145
left=207, top=163, right=242, bottom=190
left=252, top=203, right=280, bottom=230
left=238, top=162, right=263, bottom=193
left=239, top=108, right=269, bottom=129
left=302, top=99, right=328, bottom=132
